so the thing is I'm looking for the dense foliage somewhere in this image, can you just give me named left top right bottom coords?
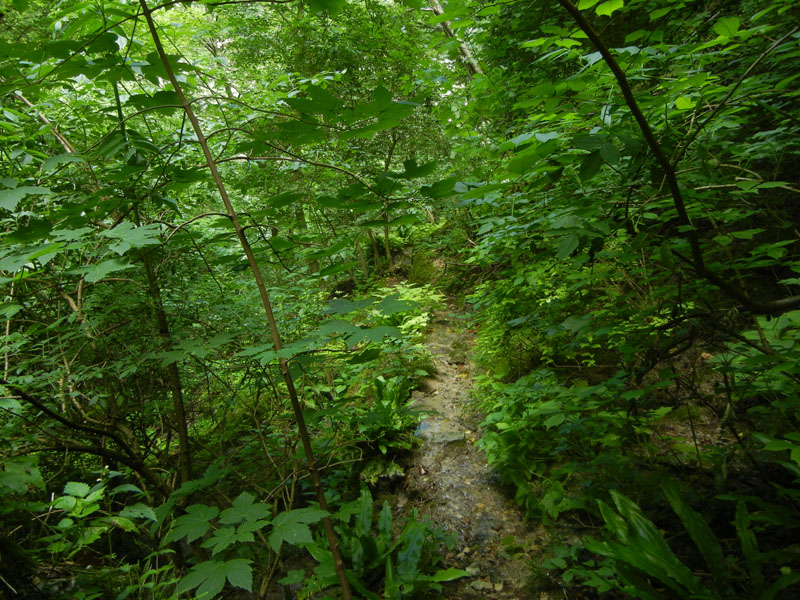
left=1, top=0, right=799, bottom=597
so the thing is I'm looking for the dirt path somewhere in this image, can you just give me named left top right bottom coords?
left=397, top=310, right=546, bottom=599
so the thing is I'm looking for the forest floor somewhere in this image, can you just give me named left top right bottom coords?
left=394, top=308, right=551, bottom=599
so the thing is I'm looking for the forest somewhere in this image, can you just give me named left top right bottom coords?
left=1, top=0, right=799, bottom=597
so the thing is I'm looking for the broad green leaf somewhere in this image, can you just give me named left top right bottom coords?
left=269, top=192, right=303, bottom=208
left=268, top=508, right=328, bottom=551
left=649, top=6, right=671, bottom=20
left=102, top=223, right=162, bottom=255
left=78, top=258, right=134, bottom=283
left=0, top=186, right=51, bottom=211
left=346, top=325, right=402, bottom=347
left=308, top=239, right=348, bottom=260
left=304, top=0, right=347, bottom=16
left=596, top=0, right=623, bottom=17
left=324, top=297, right=375, bottom=315
left=557, top=234, right=579, bottom=260
left=96, top=515, right=137, bottom=532
left=64, top=481, right=91, bottom=498
left=396, top=159, right=437, bottom=179
left=0, top=302, right=22, bottom=319
left=713, top=16, right=740, bottom=37
left=219, top=492, right=271, bottom=525
left=120, top=503, right=157, bottom=522
left=42, top=154, right=86, bottom=173
left=675, top=96, right=694, bottom=110
left=163, top=504, right=219, bottom=544
left=599, top=143, right=620, bottom=165
left=0, top=456, right=44, bottom=492
left=420, top=176, right=459, bottom=199
left=176, top=559, right=252, bottom=598
left=6, top=220, right=52, bottom=244
left=376, top=294, right=415, bottom=316
left=572, top=134, right=603, bottom=151
left=201, top=525, right=238, bottom=556
left=389, top=214, right=420, bottom=226
left=579, top=151, right=603, bottom=182
left=397, top=521, right=425, bottom=583
left=318, top=261, right=357, bottom=276
left=578, top=0, right=600, bottom=9
left=543, top=412, right=566, bottom=428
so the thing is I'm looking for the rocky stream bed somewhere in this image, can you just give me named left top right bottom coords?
left=394, top=310, right=548, bottom=599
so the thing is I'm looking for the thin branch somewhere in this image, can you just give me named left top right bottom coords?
left=138, top=2, right=352, bottom=595
left=674, top=26, right=800, bottom=162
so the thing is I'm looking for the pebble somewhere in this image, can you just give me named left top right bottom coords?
left=494, top=582, right=504, bottom=592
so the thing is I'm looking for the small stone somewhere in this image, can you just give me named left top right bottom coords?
left=494, top=582, right=504, bottom=592
left=470, top=580, right=493, bottom=591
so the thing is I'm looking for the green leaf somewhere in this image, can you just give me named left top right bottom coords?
left=304, top=0, right=347, bottom=16
left=376, top=294, right=415, bottom=316
left=713, top=16, right=740, bottom=37
left=268, top=508, right=328, bottom=551
left=96, top=515, right=137, bottom=532
left=120, top=503, right=157, bottom=522
left=578, top=0, right=600, bottom=9
left=378, top=501, right=393, bottom=548
left=396, top=159, right=437, bottom=179
left=397, top=521, right=425, bottom=583
left=0, top=456, right=44, bottom=492
left=79, top=257, right=134, bottom=283
left=579, top=151, right=603, bottom=182
left=0, top=186, right=51, bottom=212
left=599, top=143, right=620, bottom=165
left=557, top=234, right=579, bottom=259
left=0, top=303, right=22, bottom=319
left=734, top=501, right=763, bottom=592
left=595, top=0, right=623, bottom=17
left=64, top=481, right=91, bottom=498
left=318, top=261, right=357, bottom=276
left=308, top=239, right=348, bottom=260
left=661, top=479, right=732, bottom=596
left=163, top=504, right=219, bottom=544
left=420, top=176, right=459, bottom=199
left=201, top=525, right=238, bottom=556
left=543, top=412, right=566, bottom=428
left=219, top=492, right=271, bottom=525
left=42, top=154, right=86, bottom=173
left=325, top=297, right=375, bottom=315
left=102, top=222, right=162, bottom=255
left=176, top=559, right=252, bottom=598
left=389, top=214, right=420, bottom=227
left=346, top=325, right=402, bottom=346
left=429, top=567, right=470, bottom=582
left=675, top=96, right=694, bottom=110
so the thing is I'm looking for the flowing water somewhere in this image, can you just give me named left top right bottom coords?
left=396, top=310, right=548, bottom=599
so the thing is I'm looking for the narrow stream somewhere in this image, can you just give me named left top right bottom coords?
left=397, top=310, right=546, bottom=599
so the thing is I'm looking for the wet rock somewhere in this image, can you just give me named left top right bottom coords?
left=424, top=430, right=464, bottom=444
left=470, top=580, right=494, bottom=591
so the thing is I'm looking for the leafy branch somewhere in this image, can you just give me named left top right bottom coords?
left=558, top=0, right=800, bottom=314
